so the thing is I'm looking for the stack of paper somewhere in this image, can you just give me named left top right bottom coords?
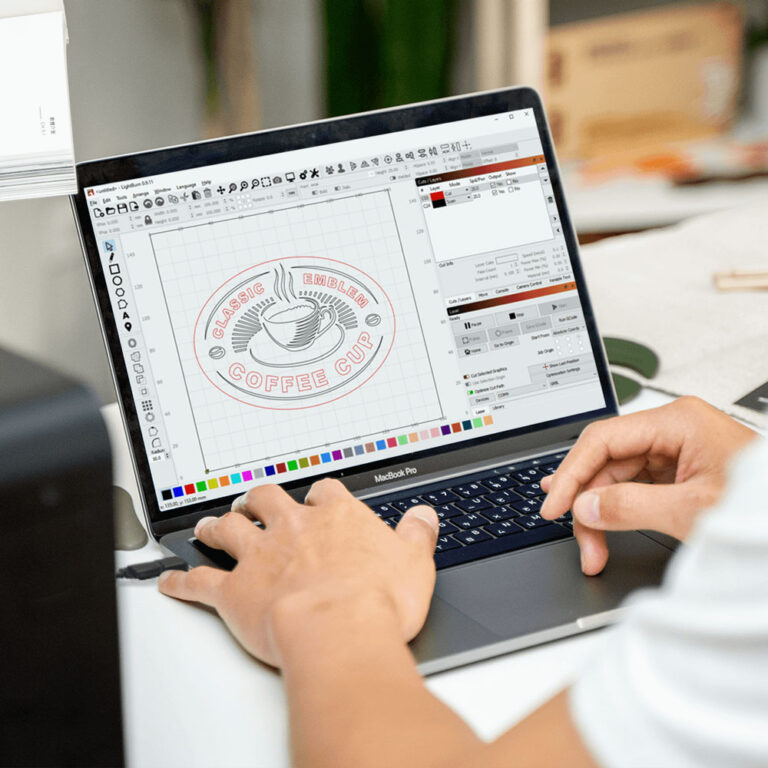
left=0, top=0, right=76, bottom=201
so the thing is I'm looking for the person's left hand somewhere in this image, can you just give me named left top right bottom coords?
left=158, top=479, right=439, bottom=667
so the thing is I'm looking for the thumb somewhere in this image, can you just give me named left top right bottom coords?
left=573, top=481, right=697, bottom=538
left=396, top=505, right=439, bottom=554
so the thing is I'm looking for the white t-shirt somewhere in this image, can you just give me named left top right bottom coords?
left=569, top=438, right=768, bottom=767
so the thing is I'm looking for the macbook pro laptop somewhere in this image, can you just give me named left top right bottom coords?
left=72, top=87, right=673, bottom=674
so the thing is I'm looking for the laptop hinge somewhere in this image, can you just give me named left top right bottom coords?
left=355, top=440, right=576, bottom=500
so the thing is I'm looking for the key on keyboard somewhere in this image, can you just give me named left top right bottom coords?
left=454, top=497, right=492, bottom=513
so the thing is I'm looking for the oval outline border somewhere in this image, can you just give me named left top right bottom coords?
left=192, top=256, right=397, bottom=411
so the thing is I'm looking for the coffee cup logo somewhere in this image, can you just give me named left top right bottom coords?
left=193, top=257, right=396, bottom=409
left=260, top=266, right=339, bottom=351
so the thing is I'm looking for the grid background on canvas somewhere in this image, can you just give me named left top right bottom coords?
left=151, top=190, right=443, bottom=472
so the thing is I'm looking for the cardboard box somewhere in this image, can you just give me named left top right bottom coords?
left=546, top=2, right=743, bottom=160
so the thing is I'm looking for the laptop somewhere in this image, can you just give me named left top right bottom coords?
left=72, top=87, right=673, bottom=674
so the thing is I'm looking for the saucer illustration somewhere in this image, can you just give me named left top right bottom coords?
left=248, top=321, right=345, bottom=368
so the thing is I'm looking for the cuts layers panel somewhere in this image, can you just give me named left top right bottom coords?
left=151, top=190, right=443, bottom=473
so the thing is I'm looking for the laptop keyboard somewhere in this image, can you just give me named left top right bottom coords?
left=191, top=450, right=571, bottom=571
left=364, top=450, right=571, bottom=569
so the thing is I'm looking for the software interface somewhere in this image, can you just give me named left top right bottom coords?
left=85, top=108, right=605, bottom=513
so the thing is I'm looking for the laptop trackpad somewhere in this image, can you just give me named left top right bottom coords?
left=434, top=532, right=671, bottom=638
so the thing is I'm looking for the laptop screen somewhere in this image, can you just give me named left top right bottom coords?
left=81, top=103, right=607, bottom=519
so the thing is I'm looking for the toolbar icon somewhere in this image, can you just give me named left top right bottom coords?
left=143, top=199, right=153, bottom=208
left=105, top=206, right=116, bottom=215
left=155, top=197, right=165, bottom=206
left=349, top=161, right=357, bottom=171
left=273, top=175, right=283, bottom=184
left=325, top=164, right=335, bottom=175
left=261, top=176, right=272, bottom=187
left=251, top=178, right=260, bottom=189
left=240, top=181, right=248, bottom=191
left=93, top=207, right=104, bottom=218
left=310, top=168, right=319, bottom=178
left=228, top=183, right=237, bottom=193
left=144, top=215, right=152, bottom=225
left=117, top=203, right=128, bottom=214
left=129, top=201, right=139, bottom=211
left=191, top=190, right=201, bottom=200
left=217, top=186, right=226, bottom=194
left=168, top=193, right=179, bottom=204
left=204, top=187, right=212, bottom=198
left=286, top=171, right=296, bottom=182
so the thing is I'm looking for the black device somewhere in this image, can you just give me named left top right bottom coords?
left=0, top=348, right=123, bottom=766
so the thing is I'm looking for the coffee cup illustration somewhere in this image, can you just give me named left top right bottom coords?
left=262, top=297, right=337, bottom=351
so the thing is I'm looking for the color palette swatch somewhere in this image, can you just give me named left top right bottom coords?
left=429, top=191, right=446, bottom=208
left=160, top=414, right=494, bottom=502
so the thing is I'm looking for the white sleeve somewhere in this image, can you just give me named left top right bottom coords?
left=569, top=438, right=768, bottom=768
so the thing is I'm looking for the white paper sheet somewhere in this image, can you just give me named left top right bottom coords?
left=0, top=2, right=76, bottom=201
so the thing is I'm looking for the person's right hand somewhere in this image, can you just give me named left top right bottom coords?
left=540, top=396, right=756, bottom=575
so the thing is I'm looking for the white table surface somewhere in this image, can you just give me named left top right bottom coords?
left=564, top=173, right=768, bottom=233
left=108, top=388, right=672, bottom=768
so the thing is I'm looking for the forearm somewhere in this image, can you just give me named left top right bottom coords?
left=274, top=590, right=482, bottom=768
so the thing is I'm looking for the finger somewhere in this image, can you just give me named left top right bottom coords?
left=559, top=458, right=643, bottom=575
left=541, top=456, right=645, bottom=519
left=541, top=407, right=680, bottom=519
left=237, top=484, right=299, bottom=526
left=158, top=565, right=227, bottom=607
left=573, top=520, right=608, bottom=576
left=195, top=512, right=260, bottom=559
left=396, top=505, right=439, bottom=554
left=304, top=477, right=353, bottom=506
left=572, top=481, right=699, bottom=538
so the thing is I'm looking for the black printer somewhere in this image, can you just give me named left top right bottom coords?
left=0, top=347, right=123, bottom=766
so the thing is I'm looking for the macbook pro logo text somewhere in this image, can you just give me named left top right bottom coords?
left=194, top=256, right=396, bottom=409
left=373, top=466, right=418, bottom=483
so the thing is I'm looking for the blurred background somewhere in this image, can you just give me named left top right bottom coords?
left=2, top=0, right=767, bottom=403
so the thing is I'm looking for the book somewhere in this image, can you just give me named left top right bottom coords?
left=0, top=0, right=76, bottom=201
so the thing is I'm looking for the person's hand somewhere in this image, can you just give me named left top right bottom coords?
left=157, top=479, right=439, bottom=667
left=540, top=396, right=756, bottom=575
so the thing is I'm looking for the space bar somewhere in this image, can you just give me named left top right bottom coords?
left=434, top=525, right=571, bottom=570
